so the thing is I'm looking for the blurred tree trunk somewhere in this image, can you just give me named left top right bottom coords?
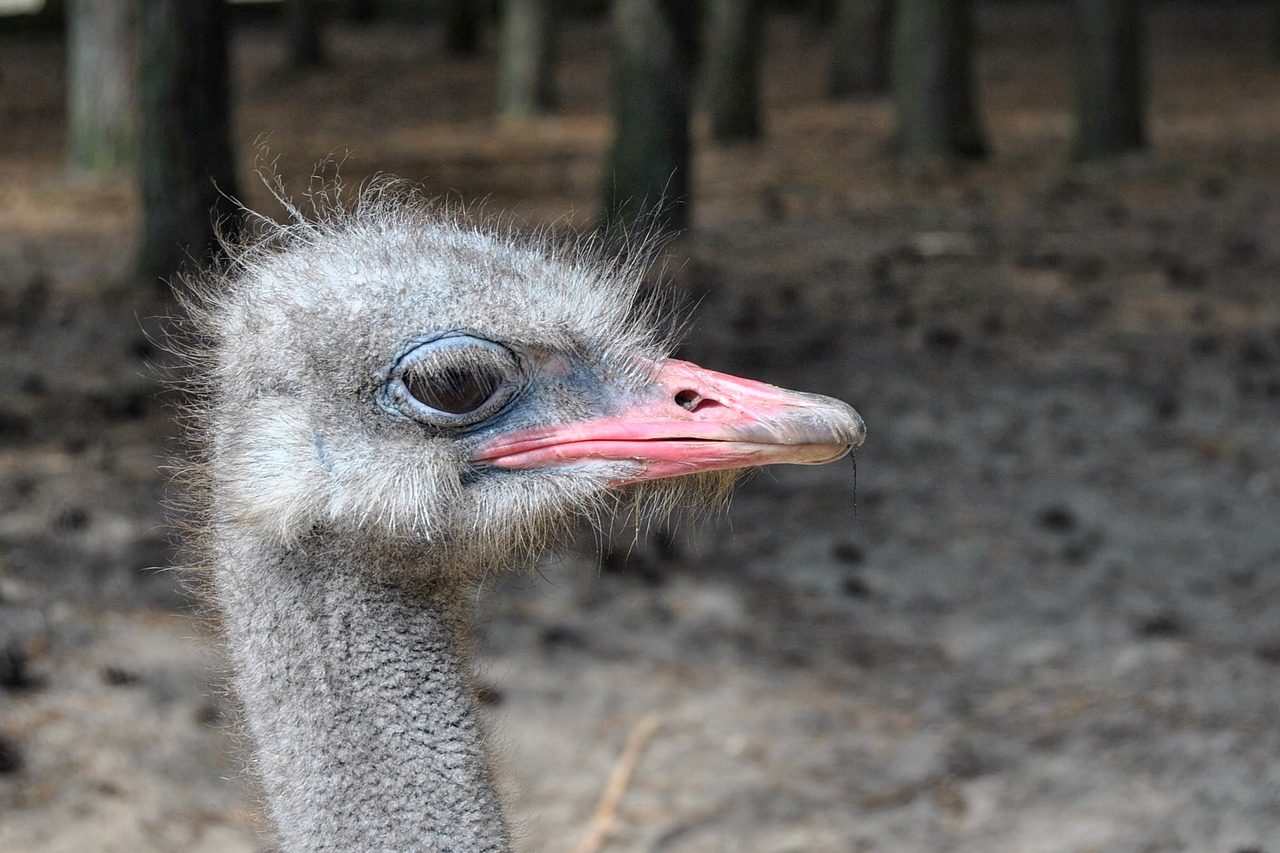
left=345, top=0, right=377, bottom=24
left=891, top=0, right=986, bottom=161
left=602, top=0, right=700, bottom=235
left=66, top=0, right=138, bottom=179
left=1072, top=0, right=1146, bottom=160
left=285, top=0, right=327, bottom=69
left=829, top=0, right=893, bottom=98
left=32, top=0, right=66, bottom=25
left=807, top=0, right=834, bottom=26
left=136, top=0, right=240, bottom=282
left=705, top=0, right=764, bottom=143
left=497, top=0, right=555, bottom=120
left=445, top=0, right=483, bottom=55
left=1273, top=0, right=1280, bottom=63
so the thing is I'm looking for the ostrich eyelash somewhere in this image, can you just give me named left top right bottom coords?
left=377, top=333, right=522, bottom=428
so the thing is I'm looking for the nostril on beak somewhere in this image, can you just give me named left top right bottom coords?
left=674, top=389, right=700, bottom=411
left=674, top=390, right=724, bottom=414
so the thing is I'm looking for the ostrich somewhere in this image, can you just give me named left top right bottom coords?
left=181, top=186, right=864, bottom=852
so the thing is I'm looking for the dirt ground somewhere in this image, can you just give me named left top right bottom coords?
left=3, top=3, right=1280, bottom=852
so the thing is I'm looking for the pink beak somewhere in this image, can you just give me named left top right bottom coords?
left=473, top=359, right=865, bottom=484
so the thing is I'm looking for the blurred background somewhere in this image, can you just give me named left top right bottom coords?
left=1, top=1, right=1279, bottom=851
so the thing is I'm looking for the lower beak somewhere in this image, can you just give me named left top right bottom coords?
left=473, top=359, right=865, bottom=484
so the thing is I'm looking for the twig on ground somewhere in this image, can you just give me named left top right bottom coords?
left=568, top=713, right=662, bottom=853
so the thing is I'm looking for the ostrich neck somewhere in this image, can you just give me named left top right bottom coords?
left=213, top=530, right=511, bottom=852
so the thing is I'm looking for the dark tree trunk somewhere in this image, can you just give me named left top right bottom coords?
left=66, top=0, right=138, bottom=178
left=1273, top=0, right=1280, bottom=63
left=285, top=0, right=327, bottom=69
left=344, top=0, right=377, bottom=25
left=136, top=0, right=240, bottom=282
left=602, top=0, right=700, bottom=236
left=32, top=0, right=66, bottom=25
left=891, top=0, right=986, bottom=161
left=829, top=0, right=893, bottom=99
left=705, top=0, right=764, bottom=143
left=1072, top=0, right=1146, bottom=160
left=806, top=0, right=834, bottom=27
left=497, top=0, right=555, bottom=120
left=444, top=0, right=483, bottom=55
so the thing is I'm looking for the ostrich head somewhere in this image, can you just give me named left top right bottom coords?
left=191, top=189, right=864, bottom=578
left=181, top=185, right=864, bottom=851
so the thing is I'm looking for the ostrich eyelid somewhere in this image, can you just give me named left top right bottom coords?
left=376, top=333, right=524, bottom=428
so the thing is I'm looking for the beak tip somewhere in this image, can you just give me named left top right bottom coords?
left=849, top=408, right=867, bottom=449
left=811, top=397, right=864, bottom=452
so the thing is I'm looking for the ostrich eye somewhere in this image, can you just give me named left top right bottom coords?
left=382, top=335, right=521, bottom=428
left=404, top=366, right=502, bottom=415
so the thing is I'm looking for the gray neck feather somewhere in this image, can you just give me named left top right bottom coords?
left=213, top=531, right=512, bottom=852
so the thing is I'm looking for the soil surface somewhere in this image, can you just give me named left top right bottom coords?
left=3, top=4, right=1280, bottom=852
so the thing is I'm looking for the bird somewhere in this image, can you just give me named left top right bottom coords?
left=178, top=184, right=865, bottom=852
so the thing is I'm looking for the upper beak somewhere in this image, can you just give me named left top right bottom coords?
left=473, top=358, right=865, bottom=484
